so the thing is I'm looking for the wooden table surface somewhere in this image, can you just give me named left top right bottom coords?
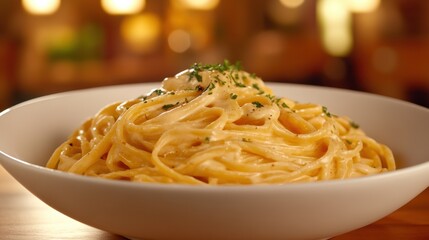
left=1, top=165, right=428, bottom=240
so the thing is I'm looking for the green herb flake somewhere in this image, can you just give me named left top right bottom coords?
left=265, top=94, right=275, bottom=101
left=281, top=102, right=289, bottom=109
left=153, top=89, right=166, bottom=95
left=162, top=104, right=175, bottom=110
left=252, top=83, right=261, bottom=91
left=230, top=93, right=238, bottom=100
left=350, top=121, right=360, bottom=129
left=252, top=101, right=264, bottom=108
left=231, top=75, right=246, bottom=87
left=189, top=60, right=241, bottom=75
left=234, top=73, right=240, bottom=79
left=235, top=82, right=246, bottom=88
left=188, top=67, right=203, bottom=82
left=188, top=60, right=235, bottom=83
left=206, top=82, right=216, bottom=91
left=214, top=75, right=226, bottom=85
left=322, top=106, right=332, bottom=117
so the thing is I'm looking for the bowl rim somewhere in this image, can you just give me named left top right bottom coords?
left=1, top=82, right=428, bottom=192
left=2, top=82, right=429, bottom=115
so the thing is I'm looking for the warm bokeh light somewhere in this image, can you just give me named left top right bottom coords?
left=347, top=0, right=380, bottom=13
left=177, top=0, right=220, bottom=10
left=318, top=0, right=349, bottom=23
left=101, top=0, right=145, bottom=15
left=279, top=0, right=305, bottom=9
left=121, top=14, right=161, bottom=53
left=323, top=28, right=352, bottom=57
left=2, top=0, right=429, bottom=112
left=168, top=29, right=192, bottom=53
left=22, top=0, right=61, bottom=15
left=318, top=0, right=352, bottom=57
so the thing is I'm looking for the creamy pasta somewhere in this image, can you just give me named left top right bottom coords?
left=46, top=61, right=395, bottom=185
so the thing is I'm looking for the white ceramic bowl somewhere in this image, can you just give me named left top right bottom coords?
left=0, top=83, right=428, bottom=240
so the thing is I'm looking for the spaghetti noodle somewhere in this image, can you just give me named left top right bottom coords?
left=46, top=61, right=395, bottom=185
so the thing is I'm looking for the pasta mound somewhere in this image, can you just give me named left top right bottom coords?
left=47, top=61, right=395, bottom=185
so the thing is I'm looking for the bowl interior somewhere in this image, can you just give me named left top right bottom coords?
left=1, top=83, right=428, bottom=240
left=0, top=84, right=156, bottom=167
left=270, top=83, right=429, bottom=169
left=0, top=82, right=428, bottom=169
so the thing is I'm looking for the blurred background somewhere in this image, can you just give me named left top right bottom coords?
left=0, top=0, right=428, bottom=111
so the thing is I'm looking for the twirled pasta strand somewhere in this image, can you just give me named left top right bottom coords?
left=46, top=64, right=395, bottom=185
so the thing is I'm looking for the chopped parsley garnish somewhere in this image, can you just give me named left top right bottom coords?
left=234, top=81, right=246, bottom=88
left=233, top=61, right=242, bottom=70
left=252, top=83, right=261, bottom=91
left=187, top=60, right=243, bottom=83
left=233, top=80, right=246, bottom=88
left=206, top=82, right=216, bottom=92
left=213, top=75, right=226, bottom=85
left=322, top=106, right=332, bottom=117
left=252, top=101, right=264, bottom=108
left=350, top=121, right=360, bottom=129
left=265, top=94, right=275, bottom=101
left=162, top=103, right=176, bottom=110
left=230, top=93, right=238, bottom=99
left=281, top=102, right=289, bottom=108
left=153, top=89, right=166, bottom=95
left=188, top=67, right=203, bottom=82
